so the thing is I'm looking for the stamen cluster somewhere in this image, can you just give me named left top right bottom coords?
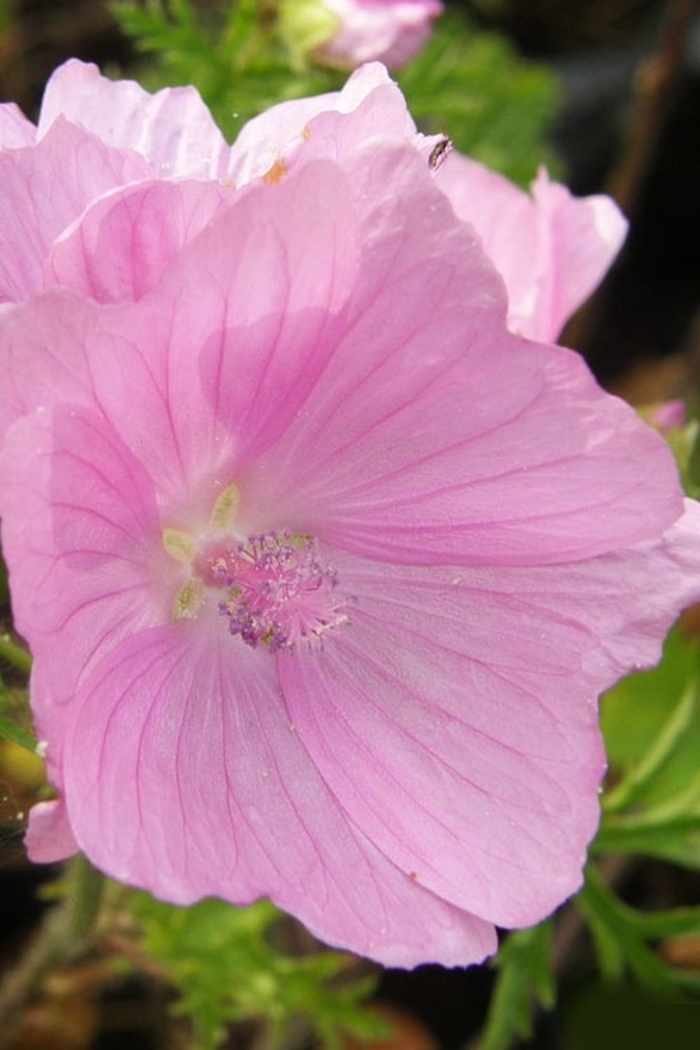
left=214, top=531, right=345, bottom=650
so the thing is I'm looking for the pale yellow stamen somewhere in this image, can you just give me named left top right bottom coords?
left=263, top=158, right=289, bottom=185
left=162, top=528, right=198, bottom=563
left=172, top=579, right=205, bottom=620
left=209, top=482, right=241, bottom=533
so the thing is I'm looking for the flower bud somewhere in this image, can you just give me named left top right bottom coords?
left=279, top=0, right=443, bottom=70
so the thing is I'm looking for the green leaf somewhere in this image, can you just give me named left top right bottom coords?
left=604, top=682, right=697, bottom=814
left=0, top=678, right=37, bottom=753
left=480, top=920, right=556, bottom=1050
left=129, top=892, right=383, bottom=1050
left=576, top=866, right=700, bottom=996
left=111, top=0, right=335, bottom=139
left=599, top=627, right=700, bottom=868
left=397, top=8, right=560, bottom=185
left=0, top=715, right=38, bottom=753
left=0, top=633, right=32, bottom=675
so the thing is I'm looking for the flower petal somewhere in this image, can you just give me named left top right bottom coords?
left=0, top=101, right=36, bottom=148
left=62, top=623, right=496, bottom=966
left=436, top=154, right=627, bottom=340
left=0, top=281, right=238, bottom=506
left=37, top=59, right=233, bottom=179
left=25, top=799, right=78, bottom=863
left=0, top=117, right=150, bottom=302
left=0, top=405, right=168, bottom=766
left=316, top=0, right=443, bottom=69
left=280, top=518, right=700, bottom=926
left=46, top=179, right=234, bottom=302
left=228, top=62, right=417, bottom=185
left=70, top=158, right=361, bottom=503
left=238, top=153, right=679, bottom=564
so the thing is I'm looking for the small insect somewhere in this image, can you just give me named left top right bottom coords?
left=428, top=136, right=452, bottom=170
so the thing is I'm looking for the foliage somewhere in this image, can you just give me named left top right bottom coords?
left=478, top=616, right=700, bottom=1046
left=479, top=921, right=556, bottom=1050
left=111, top=0, right=333, bottom=143
left=111, top=0, right=559, bottom=183
left=129, top=892, right=386, bottom=1050
left=396, top=7, right=560, bottom=184
left=598, top=626, right=700, bottom=869
left=0, top=640, right=34, bottom=753
left=576, top=864, right=700, bottom=994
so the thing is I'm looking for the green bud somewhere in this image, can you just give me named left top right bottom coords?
left=277, top=0, right=341, bottom=67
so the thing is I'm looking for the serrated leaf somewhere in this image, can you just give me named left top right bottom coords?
left=129, top=892, right=380, bottom=1050
left=480, top=921, right=556, bottom=1050
left=576, top=867, right=700, bottom=996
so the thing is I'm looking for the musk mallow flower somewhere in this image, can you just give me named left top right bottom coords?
left=434, top=154, right=627, bottom=342
left=0, top=57, right=622, bottom=344
left=2, top=139, right=700, bottom=967
left=279, top=0, right=444, bottom=70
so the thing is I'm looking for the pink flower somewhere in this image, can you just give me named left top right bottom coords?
left=647, top=400, right=686, bottom=433
left=0, top=59, right=623, bottom=345
left=0, top=60, right=428, bottom=304
left=2, top=139, right=700, bottom=967
left=435, top=154, right=627, bottom=341
left=306, top=0, right=443, bottom=69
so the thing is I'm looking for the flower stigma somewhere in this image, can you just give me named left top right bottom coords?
left=163, top=485, right=348, bottom=651
left=214, top=531, right=348, bottom=651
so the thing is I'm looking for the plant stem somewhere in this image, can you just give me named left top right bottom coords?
left=608, top=0, right=699, bottom=217
left=563, top=0, right=699, bottom=354
left=0, top=855, right=104, bottom=1049
left=0, top=634, right=32, bottom=676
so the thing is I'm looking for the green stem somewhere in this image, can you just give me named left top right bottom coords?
left=0, top=855, right=104, bottom=1049
left=0, top=633, right=32, bottom=675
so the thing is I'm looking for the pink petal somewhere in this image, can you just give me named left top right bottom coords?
left=436, top=153, right=627, bottom=340
left=0, top=406, right=169, bottom=763
left=25, top=799, right=78, bottom=863
left=235, top=153, right=680, bottom=564
left=281, top=554, right=602, bottom=927
left=530, top=168, right=628, bottom=340
left=38, top=59, right=233, bottom=179
left=0, top=101, right=36, bottom=147
left=79, top=159, right=360, bottom=502
left=0, top=290, right=105, bottom=442
left=46, top=179, right=234, bottom=302
left=278, top=344, right=683, bottom=564
left=0, top=146, right=680, bottom=569
left=228, top=62, right=418, bottom=185
left=317, top=0, right=443, bottom=69
left=0, top=117, right=150, bottom=303
left=280, top=514, right=700, bottom=927
left=62, top=623, right=496, bottom=966
left=0, top=285, right=234, bottom=505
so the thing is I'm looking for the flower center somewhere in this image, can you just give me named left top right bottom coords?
left=210, top=531, right=346, bottom=650
left=163, top=485, right=348, bottom=651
